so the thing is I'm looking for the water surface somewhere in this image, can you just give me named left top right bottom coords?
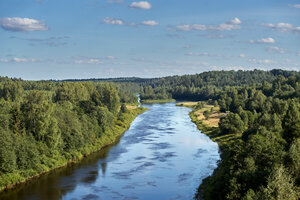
left=0, top=102, right=220, bottom=200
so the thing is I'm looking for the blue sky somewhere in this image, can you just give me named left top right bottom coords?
left=0, top=0, right=299, bottom=80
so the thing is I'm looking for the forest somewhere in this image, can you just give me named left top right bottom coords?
left=135, top=69, right=300, bottom=199
left=196, top=72, right=300, bottom=199
left=0, top=69, right=299, bottom=199
left=0, top=78, right=145, bottom=191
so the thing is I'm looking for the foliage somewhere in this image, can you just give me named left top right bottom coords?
left=0, top=78, right=145, bottom=192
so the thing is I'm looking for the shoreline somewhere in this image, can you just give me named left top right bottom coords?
left=0, top=107, right=148, bottom=193
left=140, top=99, right=175, bottom=103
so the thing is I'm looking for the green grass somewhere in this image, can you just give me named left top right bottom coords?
left=178, top=102, right=239, bottom=149
left=141, top=99, right=175, bottom=103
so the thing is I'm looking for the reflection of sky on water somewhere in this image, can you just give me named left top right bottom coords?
left=63, top=103, right=220, bottom=200
left=0, top=102, right=220, bottom=200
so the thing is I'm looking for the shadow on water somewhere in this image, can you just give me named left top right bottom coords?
left=0, top=136, right=124, bottom=200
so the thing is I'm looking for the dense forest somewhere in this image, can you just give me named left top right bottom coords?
left=139, top=69, right=298, bottom=101
left=196, top=73, right=300, bottom=199
left=0, top=78, right=145, bottom=191
left=1, top=69, right=299, bottom=199
left=130, top=69, right=300, bottom=199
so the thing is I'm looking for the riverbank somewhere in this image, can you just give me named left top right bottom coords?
left=140, top=99, right=175, bottom=103
left=176, top=102, right=243, bottom=200
left=0, top=106, right=148, bottom=193
left=176, top=102, right=237, bottom=147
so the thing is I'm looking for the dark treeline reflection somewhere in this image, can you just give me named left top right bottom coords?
left=0, top=140, right=119, bottom=200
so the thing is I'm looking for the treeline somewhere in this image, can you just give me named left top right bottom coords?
left=196, top=74, right=300, bottom=199
left=139, top=69, right=298, bottom=101
left=0, top=78, right=143, bottom=191
left=133, top=69, right=300, bottom=199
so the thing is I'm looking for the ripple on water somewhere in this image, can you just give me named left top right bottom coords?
left=82, top=194, right=100, bottom=200
left=149, top=142, right=173, bottom=150
left=151, top=151, right=177, bottom=162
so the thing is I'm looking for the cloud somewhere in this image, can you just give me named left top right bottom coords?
left=0, top=57, right=36, bottom=63
left=0, top=17, right=48, bottom=32
left=239, top=54, right=245, bottom=58
left=141, top=20, right=159, bottom=26
left=75, top=59, right=102, bottom=64
left=10, top=36, right=69, bottom=47
left=0, top=59, right=9, bottom=63
left=250, top=37, right=275, bottom=44
left=103, top=17, right=158, bottom=27
left=72, top=55, right=103, bottom=64
left=292, top=4, right=300, bottom=8
left=230, top=17, right=241, bottom=25
left=72, top=55, right=118, bottom=64
left=298, top=51, right=300, bottom=56
left=129, top=1, right=152, bottom=10
left=105, top=56, right=115, bottom=59
left=171, top=18, right=242, bottom=32
left=185, top=52, right=211, bottom=56
left=203, top=34, right=233, bottom=39
left=107, top=0, right=124, bottom=4
left=103, top=17, right=137, bottom=26
left=267, top=46, right=285, bottom=53
left=248, top=58, right=276, bottom=64
left=262, top=22, right=300, bottom=33
left=103, top=17, right=125, bottom=25
left=185, top=52, right=229, bottom=58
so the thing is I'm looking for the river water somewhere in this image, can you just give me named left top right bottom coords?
left=0, top=102, right=220, bottom=200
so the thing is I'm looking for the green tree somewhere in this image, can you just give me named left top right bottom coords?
left=219, top=113, right=244, bottom=135
left=259, top=166, right=298, bottom=200
left=282, top=101, right=300, bottom=144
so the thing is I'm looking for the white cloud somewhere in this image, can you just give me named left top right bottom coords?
left=230, top=17, right=241, bottom=25
left=141, top=20, right=159, bottom=26
left=0, top=17, right=48, bottom=32
left=173, top=18, right=242, bottom=32
left=75, top=58, right=103, bottom=64
left=0, top=57, right=36, bottom=63
left=129, top=1, right=152, bottom=10
left=267, top=46, right=285, bottom=53
left=239, top=54, right=245, bottom=58
left=103, top=17, right=124, bottom=25
left=262, top=22, right=300, bottom=33
left=298, top=51, right=300, bottom=56
left=0, top=59, right=9, bottom=63
left=292, top=4, right=300, bottom=8
left=106, top=56, right=115, bottom=59
left=185, top=52, right=210, bottom=56
left=185, top=52, right=228, bottom=58
left=248, top=58, right=276, bottom=64
left=204, top=34, right=233, bottom=39
left=250, top=37, right=275, bottom=44
left=104, top=17, right=158, bottom=27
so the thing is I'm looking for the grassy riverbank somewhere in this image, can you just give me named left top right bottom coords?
left=176, top=102, right=236, bottom=147
left=0, top=106, right=148, bottom=192
left=141, top=99, right=175, bottom=103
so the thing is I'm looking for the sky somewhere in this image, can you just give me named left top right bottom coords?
left=0, top=0, right=299, bottom=80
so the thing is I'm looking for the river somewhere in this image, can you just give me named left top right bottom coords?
left=0, top=102, right=220, bottom=200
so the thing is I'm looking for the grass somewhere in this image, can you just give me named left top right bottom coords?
left=141, top=99, right=175, bottom=103
left=176, top=102, right=198, bottom=108
left=177, top=102, right=237, bottom=148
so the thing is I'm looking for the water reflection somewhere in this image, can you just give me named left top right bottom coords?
left=0, top=102, right=220, bottom=200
